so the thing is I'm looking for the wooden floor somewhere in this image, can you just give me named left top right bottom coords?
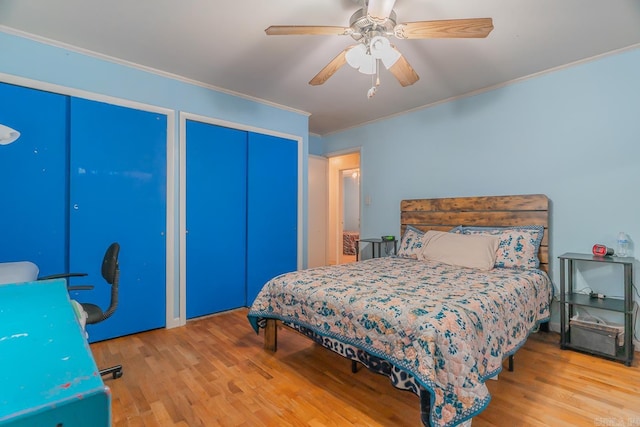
left=91, top=309, right=640, bottom=427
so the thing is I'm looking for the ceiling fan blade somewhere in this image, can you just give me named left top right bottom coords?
left=367, top=0, right=397, bottom=21
left=265, top=25, right=352, bottom=36
left=309, top=47, right=352, bottom=86
left=387, top=50, right=419, bottom=87
left=394, top=18, right=494, bottom=39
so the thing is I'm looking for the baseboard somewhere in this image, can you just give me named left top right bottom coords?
left=548, top=321, right=560, bottom=333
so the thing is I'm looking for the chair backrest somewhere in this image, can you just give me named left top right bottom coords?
left=102, top=242, right=120, bottom=284
left=97, top=242, right=120, bottom=322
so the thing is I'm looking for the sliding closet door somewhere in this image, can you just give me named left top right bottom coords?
left=185, top=121, right=247, bottom=319
left=69, top=98, right=167, bottom=342
left=0, top=82, right=68, bottom=276
left=246, top=133, right=297, bottom=304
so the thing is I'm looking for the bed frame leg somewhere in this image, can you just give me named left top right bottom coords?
left=508, top=355, right=514, bottom=372
left=264, top=319, right=277, bottom=352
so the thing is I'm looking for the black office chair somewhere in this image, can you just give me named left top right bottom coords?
left=39, top=242, right=123, bottom=379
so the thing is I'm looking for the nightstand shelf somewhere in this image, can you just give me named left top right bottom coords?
left=558, top=252, right=634, bottom=366
left=562, top=293, right=626, bottom=312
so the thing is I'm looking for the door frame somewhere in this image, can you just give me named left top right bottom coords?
left=307, top=155, right=328, bottom=268
left=178, top=111, right=304, bottom=327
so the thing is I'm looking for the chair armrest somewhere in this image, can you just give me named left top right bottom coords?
left=68, top=285, right=94, bottom=291
left=38, top=272, right=88, bottom=280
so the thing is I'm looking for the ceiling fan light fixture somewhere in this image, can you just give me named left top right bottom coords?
left=345, top=43, right=376, bottom=75
left=369, top=36, right=400, bottom=68
left=345, top=43, right=365, bottom=68
left=358, top=54, right=377, bottom=75
left=366, top=0, right=396, bottom=23
left=369, top=36, right=389, bottom=58
left=380, top=48, right=401, bottom=68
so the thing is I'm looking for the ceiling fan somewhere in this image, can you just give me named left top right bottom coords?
left=265, top=0, right=493, bottom=97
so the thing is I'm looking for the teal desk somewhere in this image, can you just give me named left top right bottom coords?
left=0, top=280, right=111, bottom=426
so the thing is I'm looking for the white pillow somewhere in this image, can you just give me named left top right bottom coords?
left=417, top=230, right=499, bottom=271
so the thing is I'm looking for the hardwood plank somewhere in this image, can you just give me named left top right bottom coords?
left=539, top=250, right=549, bottom=265
left=401, top=194, right=548, bottom=212
left=401, top=210, right=548, bottom=227
left=93, top=309, right=640, bottom=427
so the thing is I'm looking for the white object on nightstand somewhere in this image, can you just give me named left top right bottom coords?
left=616, top=232, right=629, bottom=257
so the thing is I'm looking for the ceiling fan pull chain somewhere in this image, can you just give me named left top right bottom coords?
left=367, top=69, right=376, bottom=99
left=367, top=59, right=380, bottom=99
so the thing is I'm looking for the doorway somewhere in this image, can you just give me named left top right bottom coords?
left=327, top=151, right=361, bottom=265
left=341, top=168, right=360, bottom=263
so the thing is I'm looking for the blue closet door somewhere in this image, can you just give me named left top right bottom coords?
left=185, top=121, right=247, bottom=318
left=69, top=98, right=167, bottom=342
left=0, top=82, right=67, bottom=275
left=246, top=133, right=298, bottom=305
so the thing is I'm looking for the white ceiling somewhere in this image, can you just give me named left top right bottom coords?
left=1, top=0, right=640, bottom=135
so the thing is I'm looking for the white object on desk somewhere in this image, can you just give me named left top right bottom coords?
left=0, top=262, right=90, bottom=335
left=0, top=261, right=39, bottom=285
left=70, top=299, right=89, bottom=335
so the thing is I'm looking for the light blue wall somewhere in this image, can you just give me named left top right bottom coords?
left=309, top=134, right=325, bottom=156
left=0, top=31, right=310, bottom=318
left=321, top=47, right=640, bottom=331
left=0, top=32, right=309, bottom=140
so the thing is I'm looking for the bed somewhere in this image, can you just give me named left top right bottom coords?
left=248, top=194, right=552, bottom=427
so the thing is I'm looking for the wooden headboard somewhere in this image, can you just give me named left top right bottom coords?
left=400, top=194, right=550, bottom=272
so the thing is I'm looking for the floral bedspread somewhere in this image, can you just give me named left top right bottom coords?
left=247, top=257, right=552, bottom=427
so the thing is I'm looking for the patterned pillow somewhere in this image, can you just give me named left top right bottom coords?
left=397, top=226, right=425, bottom=259
left=460, top=225, right=544, bottom=269
left=398, top=226, right=462, bottom=259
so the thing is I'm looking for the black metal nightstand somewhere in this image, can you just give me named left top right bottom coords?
left=558, top=252, right=634, bottom=366
left=355, top=238, right=397, bottom=261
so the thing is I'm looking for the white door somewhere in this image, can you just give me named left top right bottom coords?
left=308, top=155, right=328, bottom=268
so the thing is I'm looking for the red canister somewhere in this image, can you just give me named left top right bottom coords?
left=592, top=244, right=614, bottom=256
